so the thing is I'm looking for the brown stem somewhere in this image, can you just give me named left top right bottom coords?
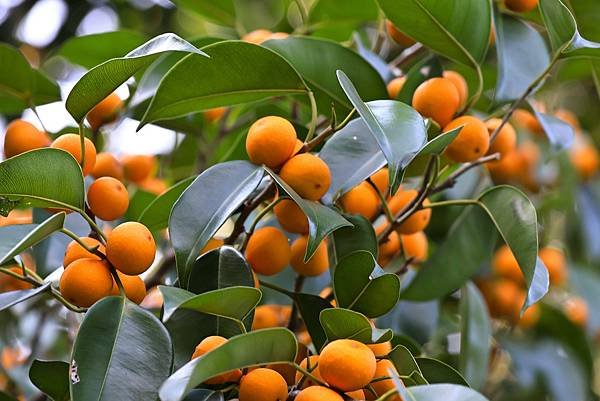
left=224, top=182, right=276, bottom=245
left=287, top=275, right=306, bottom=332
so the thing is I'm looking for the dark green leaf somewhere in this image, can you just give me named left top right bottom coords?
left=319, top=308, right=393, bottom=344
left=295, top=292, right=332, bottom=351
left=159, top=328, right=297, bottom=401
left=183, top=389, right=223, bottom=401
left=309, top=0, right=379, bottom=41
left=29, top=360, right=70, bottom=401
left=172, top=0, right=236, bottom=26
left=125, top=189, right=156, bottom=222
left=409, top=384, right=489, bottom=401
left=331, top=214, right=378, bottom=261
left=0, top=224, right=37, bottom=261
left=70, top=297, right=173, bottom=401
left=389, top=344, right=423, bottom=377
left=416, top=358, right=469, bottom=386
left=0, top=284, right=51, bottom=312
left=169, top=161, right=263, bottom=285
left=186, top=246, right=255, bottom=293
left=403, top=125, right=462, bottom=178
left=138, top=177, right=195, bottom=231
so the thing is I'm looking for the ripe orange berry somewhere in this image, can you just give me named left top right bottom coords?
left=111, top=271, right=146, bottom=304
left=91, top=152, right=124, bottom=180
left=63, top=237, right=105, bottom=267
left=252, top=305, right=281, bottom=330
left=387, top=76, right=406, bottom=99
left=412, top=77, right=460, bottom=127
left=490, top=279, right=524, bottom=321
left=295, top=386, right=344, bottom=401
left=486, top=119, right=517, bottom=157
left=538, top=247, right=567, bottom=286
left=492, top=245, right=524, bottom=285
left=570, top=143, right=600, bottom=181
left=86, top=93, right=122, bottom=131
left=319, top=339, right=376, bottom=392
left=371, top=359, right=401, bottom=401
left=486, top=150, right=523, bottom=183
left=87, top=177, right=129, bottom=221
left=319, top=287, right=337, bottom=307
left=401, top=231, right=428, bottom=263
left=504, top=0, right=538, bottom=13
left=0, top=266, right=32, bottom=292
left=106, top=222, right=156, bottom=275
left=200, top=238, right=224, bottom=255
left=246, top=116, right=297, bottom=169
left=138, top=177, right=168, bottom=195
left=121, top=155, right=156, bottom=183
left=512, top=109, right=543, bottom=135
left=388, top=189, right=431, bottom=234
left=517, top=141, right=540, bottom=170
left=564, top=297, right=588, bottom=327
left=51, top=134, right=97, bottom=176
left=444, top=116, right=490, bottom=163
left=370, top=168, right=389, bottom=195
left=192, top=336, right=242, bottom=384
left=245, top=227, right=291, bottom=276
left=295, top=355, right=323, bottom=388
left=274, top=199, right=309, bottom=234
left=290, top=236, right=329, bottom=276
left=340, top=182, right=380, bottom=220
left=238, top=368, right=288, bottom=401
left=376, top=225, right=401, bottom=261
left=443, top=70, right=468, bottom=109
left=265, top=32, right=289, bottom=41
left=242, top=29, right=273, bottom=44
left=555, top=108, right=580, bottom=132
left=59, top=259, right=113, bottom=307
left=3, top=119, right=50, bottom=159
left=0, top=209, right=32, bottom=227
left=385, top=20, right=415, bottom=47
left=367, top=341, right=392, bottom=357
left=345, top=389, right=365, bottom=400
left=279, top=153, right=331, bottom=201
left=518, top=303, right=540, bottom=329
left=204, top=107, right=227, bottom=123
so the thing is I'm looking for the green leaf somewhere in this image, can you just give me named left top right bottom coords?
left=294, top=292, right=332, bottom=351
left=494, top=14, right=550, bottom=103
left=337, top=71, right=428, bottom=194
left=172, top=0, right=236, bottom=26
left=308, top=0, right=379, bottom=41
left=459, top=282, right=491, bottom=390
left=0, top=43, right=60, bottom=114
left=55, top=31, right=147, bottom=69
left=409, top=384, right=489, bottom=401
left=333, top=251, right=400, bottom=318
left=319, top=308, right=393, bottom=344
left=526, top=257, right=549, bottom=307
left=0, top=284, right=51, bottom=312
left=376, top=0, right=491, bottom=66
left=159, top=328, right=297, bottom=401
left=0, top=212, right=65, bottom=265
left=0, top=224, right=36, bottom=260
left=265, top=168, right=352, bottom=261
left=140, top=41, right=307, bottom=127
left=0, top=149, right=85, bottom=212
left=331, top=214, right=378, bottom=261
left=396, top=56, right=443, bottom=104
left=531, top=106, right=575, bottom=151
left=138, top=177, right=195, bottom=231
left=66, top=33, right=205, bottom=123
left=186, top=246, right=255, bottom=293
left=264, top=36, right=387, bottom=117
left=403, top=125, right=462, bottom=178
left=29, top=360, right=70, bottom=401
left=70, top=297, right=173, bottom=401
left=160, top=285, right=260, bottom=323
left=389, top=344, right=423, bottom=378
left=183, top=390, right=223, bottom=401
left=416, top=358, right=469, bottom=386
left=169, top=161, right=263, bottom=285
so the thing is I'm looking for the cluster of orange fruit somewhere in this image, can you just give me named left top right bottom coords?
left=190, top=336, right=400, bottom=401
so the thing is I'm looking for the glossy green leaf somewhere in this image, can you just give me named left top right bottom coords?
left=459, top=282, right=491, bottom=390
left=0, top=224, right=36, bottom=261
left=403, top=125, right=462, bottom=178
left=169, top=161, right=263, bottom=285
left=159, top=328, right=297, bottom=401
left=396, top=56, right=443, bottom=104
left=0, top=149, right=85, bottom=212
left=29, top=360, right=70, bottom=401
left=376, top=0, right=491, bottom=66
left=389, top=345, right=423, bottom=377
left=409, top=384, right=489, bottom=401
left=0, top=392, right=18, bottom=401
left=319, top=308, right=393, bottom=344
left=416, top=358, right=469, bottom=386
left=138, top=177, right=194, bottom=231
left=0, top=44, right=60, bottom=114
left=0, top=283, right=51, bottom=312
left=66, top=33, right=205, bottom=122
left=264, top=36, right=387, bottom=117
left=183, top=390, right=223, bottom=401
left=309, top=0, right=379, bottom=41
left=295, top=292, right=332, bottom=351
left=494, top=14, right=550, bottom=103
left=333, top=251, right=400, bottom=318
left=526, top=257, right=549, bottom=307
left=265, top=168, right=352, bottom=261
left=70, top=297, right=173, bottom=401
left=173, top=0, right=236, bottom=26
left=331, top=214, right=378, bottom=261
left=55, top=31, right=146, bottom=69
left=531, top=106, right=575, bottom=151
left=0, top=212, right=65, bottom=265
left=186, top=246, right=255, bottom=293
left=141, top=41, right=306, bottom=127
left=338, top=71, right=428, bottom=193
left=160, top=285, right=260, bottom=322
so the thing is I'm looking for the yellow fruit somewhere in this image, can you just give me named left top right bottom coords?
left=111, top=271, right=146, bottom=304
left=444, top=116, right=490, bottom=163
left=388, top=189, right=431, bottom=234
left=63, top=237, right=105, bottom=267
left=274, top=199, right=309, bottom=234
left=279, top=153, right=331, bottom=201
left=290, top=236, right=329, bottom=277
left=192, top=336, right=242, bottom=384
left=51, top=134, right=97, bottom=176
left=87, top=177, right=129, bottom=221
left=106, top=222, right=156, bottom=275
left=252, top=305, right=281, bottom=330
left=443, top=70, right=468, bottom=109
left=504, top=0, right=538, bottom=13
left=238, top=368, right=288, bottom=401
left=59, top=259, right=113, bottom=307
left=340, top=182, right=380, bottom=220
left=91, top=152, right=124, bottom=180
left=401, top=232, right=428, bottom=263
left=319, top=339, right=376, bottom=392
left=486, top=119, right=517, bottom=157
left=492, top=245, right=524, bottom=286
left=371, top=359, right=401, bottom=401
left=367, top=341, right=392, bottom=357
left=121, top=155, right=156, bottom=183
left=412, top=77, right=460, bottom=127
left=245, top=227, right=291, bottom=276
left=87, top=93, right=122, bottom=130
left=539, top=247, right=567, bottom=286
left=387, top=77, right=406, bottom=99
left=246, top=116, right=297, bottom=169
left=295, top=386, right=344, bottom=401
left=564, top=297, right=588, bottom=327
left=385, top=20, right=415, bottom=47
left=3, top=119, right=50, bottom=159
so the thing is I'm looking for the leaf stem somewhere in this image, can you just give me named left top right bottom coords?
left=60, top=228, right=105, bottom=259
left=28, top=102, right=48, bottom=133
left=293, top=0, right=309, bottom=28
left=367, top=178, right=393, bottom=223
left=291, top=363, right=328, bottom=387
left=423, top=199, right=480, bottom=209
left=303, top=109, right=355, bottom=152
left=78, top=122, right=86, bottom=174
left=258, top=280, right=294, bottom=297
left=375, top=388, right=401, bottom=401
left=77, top=208, right=108, bottom=243
left=240, top=196, right=284, bottom=251
left=430, top=153, right=500, bottom=195
left=463, top=64, right=484, bottom=112
left=305, top=90, right=318, bottom=143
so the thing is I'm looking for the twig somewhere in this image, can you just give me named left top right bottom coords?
left=287, top=275, right=305, bottom=332
left=430, top=153, right=500, bottom=195
left=224, top=182, right=276, bottom=245
left=302, top=109, right=356, bottom=152
left=367, top=178, right=393, bottom=223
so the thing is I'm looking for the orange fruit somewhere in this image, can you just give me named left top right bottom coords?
left=204, top=107, right=227, bottom=123
left=290, top=235, right=329, bottom=276
left=387, top=77, right=406, bottom=99
left=252, top=305, right=281, bottom=330
left=486, top=119, right=517, bottom=157
left=518, top=303, right=540, bottom=328
left=401, top=231, right=428, bottom=263
left=570, top=143, right=600, bottom=181
left=444, top=116, right=490, bottom=163
left=377, top=227, right=401, bottom=262
left=63, top=237, right=105, bottom=267
left=555, top=108, right=580, bottom=132
left=59, top=259, right=113, bottom=307
left=91, top=152, right=124, bottom=180
left=138, top=177, right=168, bottom=195
left=87, top=177, right=129, bottom=221
left=3, top=119, right=50, bottom=159
left=564, top=297, right=588, bottom=327
left=265, top=32, right=289, bottom=41
left=490, top=279, right=524, bottom=321
left=274, top=199, right=309, bottom=234
left=340, top=182, right=380, bottom=220
left=0, top=209, right=32, bottom=227
left=319, top=339, right=376, bottom=392
left=200, top=238, right=224, bottom=255
left=538, top=247, right=567, bottom=286
left=106, top=222, right=156, bottom=275
left=385, top=20, right=415, bottom=47
left=51, top=133, right=97, bottom=176
left=443, top=70, right=468, bottom=109
left=492, top=245, right=524, bottom=285
left=111, top=271, right=146, bottom=304
left=238, top=368, right=288, bottom=401
left=512, top=109, right=543, bottom=135
left=279, top=153, right=331, bottom=201
left=242, top=29, right=273, bottom=44
left=412, top=77, right=460, bottom=127
left=370, top=168, right=389, bottom=195
left=0, top=266, right=32, bottom=292
left=86, top=93, right=122, bottom=131
left=246, top=116, right=297, bottom=169
left=345, top=389, right=365, bottom=400
left=295, top=386, right=344, bottom=401
left=388, top=189, right=431, bottom=234
left=370, top=359, right=401, bottom=401
left=486, top=150, right=523, bottom=183
left=295, top=355, right=323, bottom=388
left=367, top=341, right=392, bottom=357
left=504, top=0, right=539, bottom=13
left=245, top=227, right=291, bottom=276
left=121, top=155, right=156, bottom=183
left=192, top=336, right=242, bottom=384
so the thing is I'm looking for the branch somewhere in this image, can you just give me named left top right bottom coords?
left=430, top=153, right=500, bottom=195
left=224, top=182, right=276, bottom=245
